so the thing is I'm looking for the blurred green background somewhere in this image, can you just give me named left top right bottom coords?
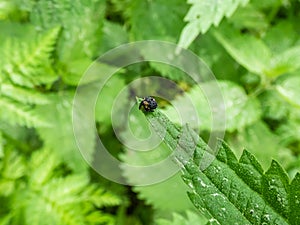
left=0, top=0, right=300, bottom=224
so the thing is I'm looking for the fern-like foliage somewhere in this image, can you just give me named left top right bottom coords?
left=178, top=0, right=249, bottom=49
left=0, top=148, right=122, bottom=225
left=138, top=100, right=300, bottom=225
left=1, top=27, right=60, bottom=87
left=30, top=0, right=105, bottom=61
left=0, top=27, right=60, bottom=128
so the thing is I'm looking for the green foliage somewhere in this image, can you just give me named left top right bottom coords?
left=29, top=0, right=106, bottom=85
left=163, top=80, right=261, bottom=132
left=111, top=0, right=187, bottom=42
left=140, top=106, right=299, bottom=225
left=178, top=0, right=249, bottom=49
left=1, top=26, right=59, bottom=87
left=0, top=26, right=59, bottom=127
left=0, top=148, right=122, bottom=225
left=276, top=74, right=300, bottom=107
left=227, top=121, right=287, bottom=169
left=214, top=24, right=300, bottom=78
left=120, top=107, right=194, bottom=211
left=227, top=3, right=269, bottom=31
left=1, top=0, right=300, bottom=224
left=35, top=91, right=94, bottom=173
left=213, top=25, right=272, bottom=77
left=156, top=211, right=207, bottom=225
left=30, top=0, right=105, bottom=60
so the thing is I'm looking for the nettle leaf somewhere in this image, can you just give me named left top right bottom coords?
left=276, top=74, right=300, bottom=108
left=121, top=0, right=188, bottom=41
left=275, top=109, right=300, bottom=148
left=178, top=0, right=249, bottom=49
left=262, top=161, right=290, bottom=218
left=263, top=21, right=299, bottom=54
left=163, top=80, right=261, bottom=132
left=289, top=173, right=300, bottom=224
left=191, top=32, right=242, bottom=82
left=99, top=20, right=129, bottom=54
left=215, top=23, right=300, bottom=78
left=227, top=121, right=284, bottom=170
left=227, top=3, right=268, bottom=31
left=214, top=25, right=272, bottom=76
left=120, top=106, right=194, bottom=211
left=268, top=46, right=300, bottom=78
left=139, top=104, right=298, bottom=224
left=259, top=90, right=289, bottom=121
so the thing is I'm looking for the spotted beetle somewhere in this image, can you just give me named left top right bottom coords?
left=139, top=96, right=157, bottom=112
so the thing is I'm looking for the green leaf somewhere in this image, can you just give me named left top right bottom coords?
left=30, top=0, right=105, bottom=61
left=28, top=148, right=60, bottom=188
left=214, top=23, right=300, bottom=78
left=218, top=81, right=261, bottom=131
left=0, top=150, right=26, bottom=196
left=0, top=98, right=50, bottom=128
left=289, top=173, right=300, bottom=225
left=178, top=0, right=249, bottom=49
left=0, top=84, right=50, bottom=105
left=120, top=106, right=194, bottom=211
left=85, top=186, right=122, bottom=208
left=263, top=21, right=298, bottom=54
left=275, top=110, right=300, bottom=147
left=7, top=148, right=121, bottom=225
left=276, top=74, right=300, bottom=108
left=235, top=150, right=264, bottom=193
left=262, top=161, right=290, bottom=219
left=139, top=106, right=293, bottom=224
left=268, top=46, right=300, bottom=77
left=99, top=20, right=129, bottom=54
left=0, top=26, right=58, bottom=128
left=191, top=32, right=242, bottom=82
left=259, top=90, right=289, bottom=121
left=120, top=0, right=188, bottom=42
left=0, top=21, right=36, bottom=43
left=1, top=27, right=60, bottom=87
left=214, top=25, right=272, bottom=76
left=251, top=0, right=283, bottom=9
left=228, top=4, right=268, bottom=31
